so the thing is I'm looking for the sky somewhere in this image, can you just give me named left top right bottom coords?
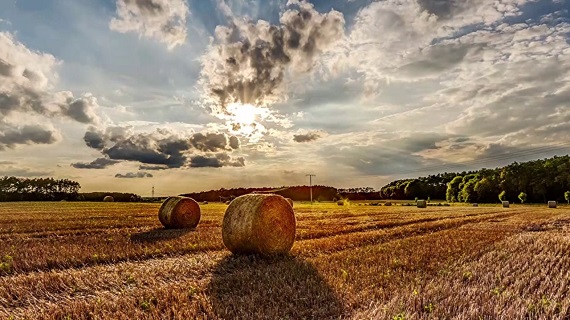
left=0, top=0, right=569, bottom=196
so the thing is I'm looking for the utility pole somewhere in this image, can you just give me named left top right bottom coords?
left=306, top=174, right=316, bottom=203
left=152, top=185, right=155, bottom=198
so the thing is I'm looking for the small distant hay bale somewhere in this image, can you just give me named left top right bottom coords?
left=473, top=203, right=479, bottom=207
left=502, top=201, right=510, bottom=208
left=337, top=200, right=344, bottom=206
left=203, top=201, right=209, bottom=205
left=417, top=200, right=427, bottom=208
left=158, top=196, right=201, bottom=229
left=548, top=201, right=557, bottom=209
left=103, top=196, right=114, bottom=202
left=384, top=201, right=392, bottom=206
left=225, top=200, right=231, bottom=205
left=222, top=194, right=296, bottom=255
left=285, top=198, right=294, bottom=207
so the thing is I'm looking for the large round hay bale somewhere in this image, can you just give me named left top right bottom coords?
left=416, top=200, right=425, bottom=208
left=285, top=198, right=294, bottom=207
left=103, top=196, right=114, bottom=202
left=502, top=201, right=510, bottom=208
left=222, top=194, right=296, bottom=255
left=158, top=196, right=201, bottom=229
left=548, top=201, right=557, bottom=209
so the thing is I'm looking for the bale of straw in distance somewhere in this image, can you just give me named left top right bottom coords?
left=158, top=196, right=201, bottom=229
left=473, top=203, right=479, bottom=207
left=225, top=201, right=231, bottom=205
left=502, top=201, right=510, bottom=208
left=103, top=196, right=114, bottom=202
left=548, top=201, right=557, bottom=208
left=285, top=198, right=294, bottom=207
left=417, top=200, right=427, bottom=208
left=384, top=201, right=392, bottom=206
left=222, top=194, right=296, bottom=255
left=337, top=200, right=344, bottom=206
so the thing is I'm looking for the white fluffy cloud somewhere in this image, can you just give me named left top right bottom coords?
left=0, top=32, right=101, bottom=150
left=110, top=0, right=189, bottom=50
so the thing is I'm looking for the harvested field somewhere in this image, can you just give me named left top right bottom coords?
left=1, top=202, right=569, bottom=319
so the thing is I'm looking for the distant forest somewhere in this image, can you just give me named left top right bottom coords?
left=380, top=155, right=570, bottom=203
left=0, top=177, right=141, bottom=202
left=2, top=155, right=570, bottom=203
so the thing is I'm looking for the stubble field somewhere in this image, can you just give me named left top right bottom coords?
left=1, top=201, right=569, bottom=319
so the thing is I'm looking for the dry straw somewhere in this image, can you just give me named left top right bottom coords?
left=417, top=200, right=427, bottom=208
left=222, top=194, right=296, bottom=255
left=158, top=196, right=201, bottom=229
left=502, top=201, right=510, bottom=208
left=548, top=201, right=557, bottom=208
left=103, top=196, right=114, bottom=202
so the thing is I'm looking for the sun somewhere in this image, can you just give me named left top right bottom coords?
left=227, top=103, right=258, bottom=125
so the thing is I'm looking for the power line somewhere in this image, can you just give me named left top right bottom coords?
left=306, top=174, right=316, bottom=203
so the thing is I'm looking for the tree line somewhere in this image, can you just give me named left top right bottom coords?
left=182, top=185, right=340, bottom=202
left=380, top=155, right=570, bottom=203
left=0, top=177, right=81, bottom=201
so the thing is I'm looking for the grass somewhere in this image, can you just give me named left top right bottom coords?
left=0, top=201, right=569, bottom=319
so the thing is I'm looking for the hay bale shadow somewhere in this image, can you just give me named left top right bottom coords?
left=207, top=254, right=344, bottom=320
left=130, top=228, right=192, bottom=243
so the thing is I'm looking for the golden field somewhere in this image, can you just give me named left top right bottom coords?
left=0, top=202, right=569, bottom=319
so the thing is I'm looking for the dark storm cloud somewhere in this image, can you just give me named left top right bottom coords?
left=81, top=127, right=242, bottom=169
left=293, top=131, right=322, bottom=143
left=200, top=1, right=345, bottom=109
left=190, top=153, right=245, bottom=168
left=0, top=124, right=59, bottom=150
left=83, top=128, right=106, bottom=150
left=71, top=158, right=121, bottom=169
left=115, top=171, right=154, bottom=178
left=416, top=0, right=468, bottom=18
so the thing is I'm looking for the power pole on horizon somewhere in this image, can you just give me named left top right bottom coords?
left=306, top=174, right=316, bottom=204
left=152, top=185, right=155, bottom=198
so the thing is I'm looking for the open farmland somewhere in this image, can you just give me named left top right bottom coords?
left=1, top=202, right=569, bottom=319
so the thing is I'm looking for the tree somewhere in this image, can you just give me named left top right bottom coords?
left=518, top=192, right=527, bottom=204
left=499, top=191, right=507, bottom=202
left=446, top=176, right=463, bottom=203
left=565, top=191, right=570, bottom=204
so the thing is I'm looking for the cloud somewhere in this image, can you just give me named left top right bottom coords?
left=0, top=31, right=101, bottom=150
left=81, top=126, right=242, bottom=169
left=0, top=123, right=60, bottom=150
left=110, top=0, right=190, bottom=50
left=115, top=171, right=154, bottom=178
left=293, top=131, right=321, bottom=143
left=199, top=0, right=345, bottom=110
left=71, top=158, right=121, bottom=169
left=190, top=153, right=245, bottom=168
left=0, top=161, right=53, bottom=177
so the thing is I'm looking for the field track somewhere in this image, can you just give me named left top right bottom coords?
left=1, top=202, right=569, bottom=319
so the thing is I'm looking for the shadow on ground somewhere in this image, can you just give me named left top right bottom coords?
left=207, top=254, right=345, bottom=320
left=129, top=228, right=192, bottom=243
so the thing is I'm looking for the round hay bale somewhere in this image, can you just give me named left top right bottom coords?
left=222, top=194, right=296, bottom=255
left=337, top=200, right=344, bottom=206
left=548, top=201, right=557, bottom=209
left=416, top=201, right=425, bottom=208
left=158, top=196, right=201, bottom=229
left=285, top=198, right=294, bottom=207
left=384, top=201, right=392, bottom=206
left=502, top=201, right=510, bottom=208
left=103, top=196, right=114, bottom=202
left=203, top=201, right=209, bottom=205
left=473, top=203, right=479, bottom=207
left=225, top=200, right=231, bottom=205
